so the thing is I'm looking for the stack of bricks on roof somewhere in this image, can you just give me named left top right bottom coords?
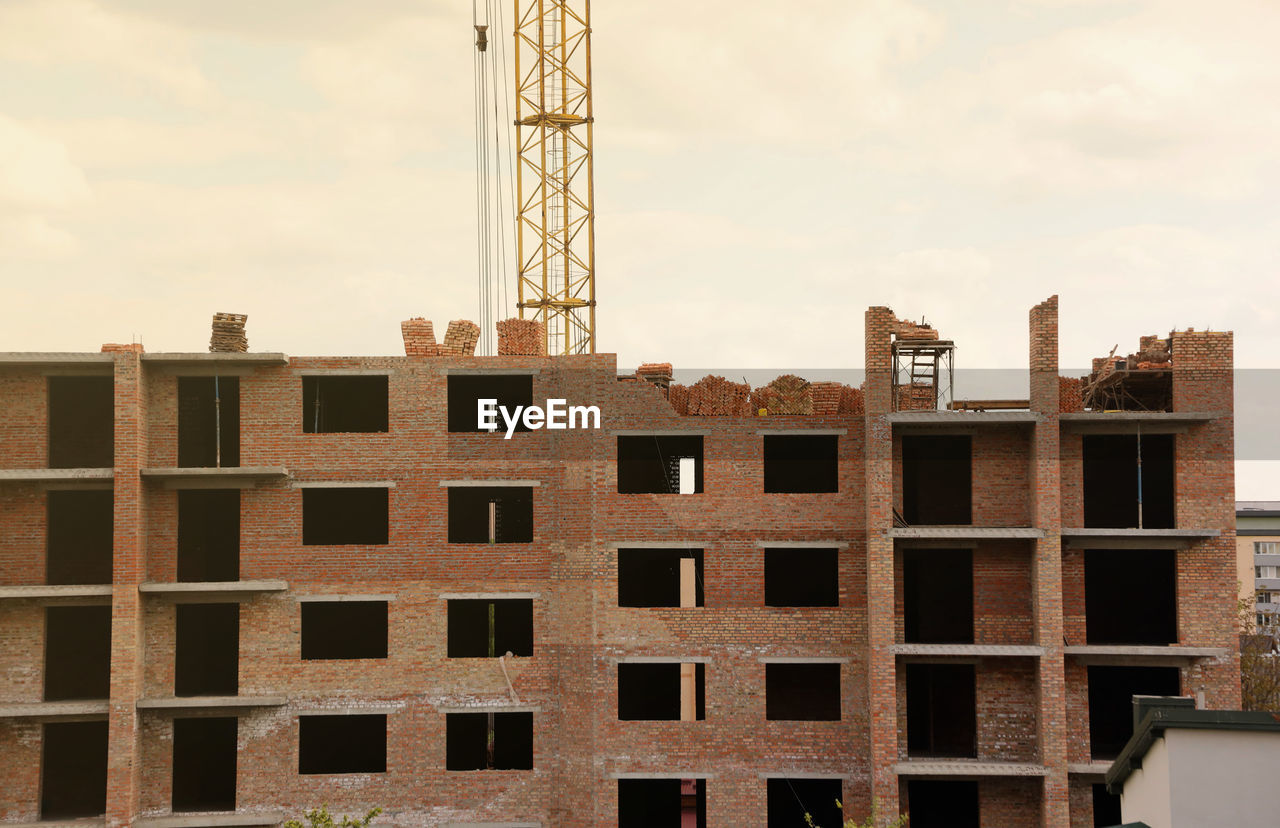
left=0, top=296, right=1239, bottom=828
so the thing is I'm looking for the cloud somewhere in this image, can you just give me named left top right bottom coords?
left=0, top=117, right=90, bottom=209
left=0, top=0, right=213, bottom=104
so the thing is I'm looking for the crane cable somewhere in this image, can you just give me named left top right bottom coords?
left=473, top=0, right=515, bottom=354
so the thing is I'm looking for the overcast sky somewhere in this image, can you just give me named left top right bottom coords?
left=2, top=0, right=1276, bottom=494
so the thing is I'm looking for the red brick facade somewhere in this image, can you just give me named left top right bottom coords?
left=0, top=298, right=1239, bottom=827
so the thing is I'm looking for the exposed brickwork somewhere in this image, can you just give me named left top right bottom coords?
left=0, top=299, right=1240, bottom=827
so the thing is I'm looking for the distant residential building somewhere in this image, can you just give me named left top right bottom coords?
left=1238, top=502, right=1280, bottom=628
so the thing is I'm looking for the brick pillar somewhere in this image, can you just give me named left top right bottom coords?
left=1029, top=296, right=1069, bottom=827
left=1170, top=330, right=1241, bottom=708
left=105, top=350, right=146, bottom=828
left=863, top=306, right=899, bottom=816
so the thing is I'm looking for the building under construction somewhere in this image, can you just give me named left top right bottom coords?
left=0, top=297, right=1239, bottom=827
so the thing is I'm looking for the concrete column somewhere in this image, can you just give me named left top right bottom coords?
left=1029, top=297, right=1069, bottom=827
left=105, top=347, right=147, bottom=828
left=864, top=306, right=899, bottom=816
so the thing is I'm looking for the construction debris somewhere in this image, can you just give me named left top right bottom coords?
left=1082, top=333, right=1174, bottom=411
left=496, top=318, right=547, bottom=356
left=209, top=313, right=247, bottom=353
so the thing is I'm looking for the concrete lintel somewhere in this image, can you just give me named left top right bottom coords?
left=758, top=657, right=850, bottom=664
left=0, top=700, right=110, bottom=720
left=139, top=581, right=288, bottom=598
left=292, top=480, right=395, bottom=488
left=0, top=584, right=113, bottom=602
left=755, top=541, right=848, bottom=549
left=889, top=527, right=1044, bottom=540
left=142, top=470, right=290, bottom=483
left=439, top=592, right=540, bottom=600
left=1060, top=411, right=1219, bottom=421
left=756, top=428, right=849, bottom=436
left=609, top=772, right=717, bottom=780
left=1, top=821, right=107, bottom=828
left=1063, top=645, right=1227, bottom=663
left=612, top=429, right=710, bottom=436
left=894, top=761, right=1047, bottom=777
left=0, top=352, right=115, bottom=367
left=887, top=411, right=1036, bottom=426
left=140, top=353, right=289, bottom=366
left=438, top=480, right=541, bottom=487
left=1067, top=762, right=1113, bottom=776
left=294, top=705, right=401, bottom=716
left=614, top=656, right=711, bottom=664
left=295, top=594, right=395, bottom=603
left=136, top=695, right=286, bottom=711
left=757, top=772, right=852, bottom=780
left=890, top=644, right=1044, bottom=658
left=437, top=704, right=541, bottom=714
left=0, top=468, right=114, bottom=484
left=608, top=541, right=704, bottom=550
left=445, top=367, right=541, bottom=376
left=295, top=368, right=393, bottom=376
left=1062, top=528, right=1221, bottom=551
left=135, top=814, right=285, bottom=828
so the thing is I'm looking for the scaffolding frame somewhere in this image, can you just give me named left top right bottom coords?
left=891, top=339, right=955, bottom=412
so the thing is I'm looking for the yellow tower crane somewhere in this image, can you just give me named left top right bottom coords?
left=513, top=0, right=596, bottom=355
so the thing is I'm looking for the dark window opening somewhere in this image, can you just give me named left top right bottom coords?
left=302, top=376, right=389, bottom=434
left=448, top=374, right=533, bottom=433
left=44, top=605, right=110, bottom=701
left=618, top=662, right=705, bottom=721
left=764, top=548, right=838, bottom=607
left=48, top=376, right=113, bottom=468
left=298, top=714, right=387, bottom=774
left=1085, top=550, right=1177, bottom=645
left=767, top=778, right=842, bottom=828
left=618, top=548, right=704, bottom=608
left=447, top=486, right=532, bottom=544
left=1082, top=434, right=1174, bottom=529
left=302, top=601, right=388, bottom=660
left=617, top=435, right=703, bottom=494
left=178, top=489, right=239, bottom=582
left=904, top=549, right=973, bottom=644
left=446, top=711, right=533, bottom=770
left=172, top=717, right=236, bottom=812
left=302, top=488, right=389, bottom=545
left=906, top=663, right=976, bottom=758
left=177, top=376, right=240, bottom=467
left=1091, top=783, right=1122, bottom=827
left=765, top=663, right=840, bottom=721
left=1087, top=666, right=1179, bottom=759
left=618, top=778, right=706, bottom=828
left=40, top=720, right=108, bottom=820
left=906, top=780, right=978, bottom=828
left=447, top=599, right=533, bottom=658
left=764, top=435, right=838, bottom=493
left=175, top=603, right=238, bottom=696
left=46, top=490, right=113, bottom=585
left=901, top=435, right=971, bottom=525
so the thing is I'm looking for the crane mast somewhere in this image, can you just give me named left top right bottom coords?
left=513, top=0, right=596, bottom=355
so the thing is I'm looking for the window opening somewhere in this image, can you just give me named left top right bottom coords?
left=302, top=376, right=389, bottom=434
left=445, top=711, right=533, bottom=770
left=765, top=663, right=840, bottom=721
left=447, top=486, right=532, bottom=543
left=302, top=488, right=389, bottom=545
left=46, top=490, right=113, bottom=585
left=617, top=435, right=703, bottom=494
left=302, top=601, right=389, bottom=660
